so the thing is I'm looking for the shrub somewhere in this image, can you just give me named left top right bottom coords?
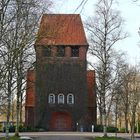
left=94, top=125, right=118, bottom=133
left=18, top=125, right=45, bottom=132
left=119, top=128, right=125, bottom=133
left=3, top=125, right=15, bottom=132
left=138, top=123, right=140, bottom=133
left=94, top=125, right=103, bottom=132
left=9, top=125, right=15, bottom=132
left=107, top=126, right=118, bottom=132
left=19, top=125, right=27, bottom=132
left=0, top=123, right=3, bottom=132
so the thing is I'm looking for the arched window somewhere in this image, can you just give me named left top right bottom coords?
left=48, top=94, right=55, bottom=104
left=67, top=94, right=74, bottom=104
left=58, top=94, right=64, bottom=104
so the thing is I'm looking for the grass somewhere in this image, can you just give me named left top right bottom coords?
left=94, top=136, right=125, bottom=140
left=0, top=136, right=20, bottom=140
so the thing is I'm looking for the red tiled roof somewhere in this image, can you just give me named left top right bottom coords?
left=35, top=14, right=88, bottom=46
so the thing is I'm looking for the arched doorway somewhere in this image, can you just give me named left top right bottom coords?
left=50, top=112, right=72, bottom=131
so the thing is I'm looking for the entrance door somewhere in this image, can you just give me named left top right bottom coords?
left=50, top=112, right=72, bottom=131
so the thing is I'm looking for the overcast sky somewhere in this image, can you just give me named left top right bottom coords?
left=52, top=0, right=140, bottom=64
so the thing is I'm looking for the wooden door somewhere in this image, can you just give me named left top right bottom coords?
left=50, top=112, right=72, bottom=131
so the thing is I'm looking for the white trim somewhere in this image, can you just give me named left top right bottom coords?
left=58, top=94, right=64, bottom=104
left=67, top=94, right=74, bottom=104
left=48, top=93, right=55, bottom=104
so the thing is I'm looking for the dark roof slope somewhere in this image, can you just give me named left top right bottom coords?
left=35, top=14, right=88, bottom=46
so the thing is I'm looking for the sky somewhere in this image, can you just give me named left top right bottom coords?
left=52, top=0, right=140, bottom=65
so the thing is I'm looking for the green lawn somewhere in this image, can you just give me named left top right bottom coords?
left=94, top=137, right=125, bottom=140
left=0, top=136, right=19, bottom=140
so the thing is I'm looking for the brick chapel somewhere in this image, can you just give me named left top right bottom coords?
left=25, top=14, right=96, bottom=131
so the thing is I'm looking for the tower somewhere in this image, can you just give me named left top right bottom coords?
left=25, top=14, right=96, bottom=131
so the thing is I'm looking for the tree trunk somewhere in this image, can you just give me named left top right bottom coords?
left=131, top=106, right=136, bottom=140
left=103, top=113, right=107, bottom=136
left=5, top=97, right=10, bottom=140
left=15, top=94, right=20, bottom=137
left=99, top=105, right=103, bottom=125
left=20, top=94, right=23, bottom=124
left=115, top=101, right=118, bottom=138
left=20, top=104, right=22, bottom=124
left=11, top=98, right=15, bottom=122
left=15, top=66, right=22, bottom=137
left=136, top=114, right=139, bottom=133
left=103, top=95, right=107, bottom=137
left=5, top=70, right=13, bottom=140
left=124, top=108, right=128, bottom=133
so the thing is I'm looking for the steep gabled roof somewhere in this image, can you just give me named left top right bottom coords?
left=35, top=14, right=88, bottom=46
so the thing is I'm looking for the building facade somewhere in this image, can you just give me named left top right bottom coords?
left=25, top=14, right=96, bottom=131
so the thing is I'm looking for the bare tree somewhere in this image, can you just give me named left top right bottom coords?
left=136, top=103, right=140, bottom=133
left=111, top=56, right=130, bottom=135
left=86, top=0, right=127, bottom=136
left=120, top=67, right=131, bottom=133
left=127, top=67, right=140, bottom=140
left=114, top=64, right=140, bottom=137
left=0, top=0, right=53, bottom=138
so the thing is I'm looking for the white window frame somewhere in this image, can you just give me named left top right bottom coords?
left=67, top=94, right=74, bottom=104
left=58, top=94, right=64, bottom=104
left=48, top=94, right=55, bottom=104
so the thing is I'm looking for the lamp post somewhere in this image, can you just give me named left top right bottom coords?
left=92, top=125, right=94, bottom=132
left=76, top=122, right=78, bottom=131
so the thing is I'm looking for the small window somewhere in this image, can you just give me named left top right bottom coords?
left=43, top=47, right=51, bottom=57
left=71, top=46, right=79, bottom=57
left=67, top=94, right=74, bottom=104
left=48, top=94, right=55, bottom=104
left=58, top=94, right=64, bottom=104
left=57, top=46, right=65, bottom=57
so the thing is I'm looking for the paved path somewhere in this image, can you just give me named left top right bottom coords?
left=0, top=132, right=140, bottom=140
left=33, top=135, right=90, bottom=140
